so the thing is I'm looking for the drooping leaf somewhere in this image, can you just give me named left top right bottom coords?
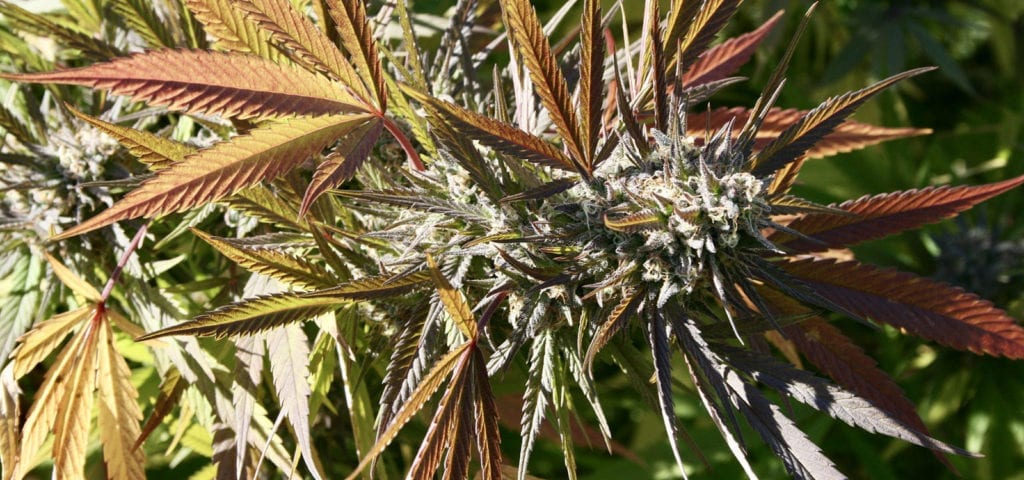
left=723, top=345, right=976, bottom=456
left=345, top=343, right=470, bottom=480
left=301, top=118, right=382, bottom=216
left=499, top=0, right=587, bottom=173
left=780, top=257, right=1024, bottom=359
left=773, top=175, right=1024, bottom=252
left=134, top=367, right=186, bottom=450
left=54, top=114, right=372, bottom=239
left=400, top=85, right=577, bottom=172
left=192, top=228, right=338, bottom=290
left=68, top=106, right=192, bottom=169
left=0, top=50, right=370, bottom=120
left=96, top=318, right=146, bottom=480
left=237, top=0, right=368, bottom=99
left=647, top=311, right=687, bottom=476
left=185, top=0, right=282, bottom=60
left=267, top=324, right=323, bottom=480
left=751, top=67, right=935, bottom=175
left=136, top=292, right=346, bottom=340
left=325, top=0, right=385, bottom=108
left=681, top=10, right=783, bottom=87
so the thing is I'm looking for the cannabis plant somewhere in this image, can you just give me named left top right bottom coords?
left=2, top=0, right=1023, bottom=479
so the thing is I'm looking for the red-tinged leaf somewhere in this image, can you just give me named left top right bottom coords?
left=772, top=175, right=1024, bottom=252
left=499, top=0, right=588, bottom=173
left=780, top=257, right=1024, bottom=359
left=644, top=0, right=667, bottom=131
left=472, top=348, right=503, bottom=480
left=667, top=0, right=741, bottom=79
left=67, top=106, right=192, bottom=169
left=345, top=344, right=471, bottom=480
left=578, top=0, right=604, bottom=168
left=134, top=367, right=185, bottom=450
left=408, top=354, right=470, bottom=480
left=53, top=114, right=371, bottom=240
left=238, top=0, right=369, bottom=100
left=682, top=10, right=783, bottom=87
left=783, top=317, right=957, bottom=472
left=751, top=67, right=935, bottom=175
left=325, top=0, right=386, bottom=109
left=401, top=84, right=578, bottom=172
left=96, top=319, right=146, bottom=480
left=185, top=0, right=283, bottom=61
left=0, top=50, right=370, bottom=119
left=300, top=118, right=382, bottom=216
left=688, top=107, right=933, bottom=160
left=584, top=289, right=645, bottom=373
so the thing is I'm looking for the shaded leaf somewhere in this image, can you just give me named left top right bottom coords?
left=55, top=114, right=371, bottom=239
left=584, top=289, right=644, bottom=373
left=0, top=50, right=369, bottom=119
left=301, top=118, right=382, bottom=216
left=112, top=0, right=177, bottom=48
left=780, top=257, right=1024, bottom=359
left=0, top=0, right=122, bottom=60
left=134, top=367, right=186, bottom=450
left=773, top=175, right=1024, bottom=252
left=472, top=348, right=503, bottom=480
left=647, top=311, right=686, bottom=475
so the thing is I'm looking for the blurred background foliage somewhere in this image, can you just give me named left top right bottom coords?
left=1, top=0, right=1021, bottom=478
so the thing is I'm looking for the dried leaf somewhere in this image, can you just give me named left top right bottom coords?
left=43, top=252, right=101, bottom=302
left=780, top=257, right=1024, bottom=359
left=0, top=50, right=370, bottom=119
left=301, top=118, right=382, bottom=216
left=773, top=175, right=1024, bottom=252
left=54, top=114, right=371, bottom=239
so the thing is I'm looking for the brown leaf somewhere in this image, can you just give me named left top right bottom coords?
left=772, top=175, right=1024, bottom=252
left=325, top=0, right=386, bottom=108
left=681, top=10, right=783, bottom=87
left=54, top=114, right=371, bottom=239
left=300, top=118, right=382, bottom=216
left=780, top=257, right=1024, bottom=359
left=0, top=50, right=370, bottom=119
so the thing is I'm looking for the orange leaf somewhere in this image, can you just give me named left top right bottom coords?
left=0, top=50, right=370, bottom=119
left=54, top=114, right=371, bottom=239
left=682, top=10, right=783, bottom=87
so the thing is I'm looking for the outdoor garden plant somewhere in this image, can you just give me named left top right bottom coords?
left=1, top=0, right=1023, bottom=479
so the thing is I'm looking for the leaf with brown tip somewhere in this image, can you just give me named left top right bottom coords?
left=751, top=67, right=935, bottom=175
left=773, top=175, right=1024, bottom=252
left=54, top=114, right=371, bottom=240
left=682, top=10, right=783, bottom=87
left=300, top=118, right=382, bottom=216
left=0, top=50, right=369, bottom=119
left=780, top=257, right=1024, bottom=359
left=500, top=0, right=587, bottom=173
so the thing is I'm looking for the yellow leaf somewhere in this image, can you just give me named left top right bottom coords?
left=427, top=255, right=477, bottom=341
left=1, top=367, right=19, bottom=480
left=10, top=305, right=91, bottom=379
left=97, top=319, right=146, bottom=480
left=51, top=317, right=102, bottom=477
left=43, top=253, right=100, bottom=302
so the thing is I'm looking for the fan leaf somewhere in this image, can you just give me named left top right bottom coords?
left=427, top=255, right=478, bottom=341
left=300, top=118, right=382, bottom=216
left=10, top=306, right=90, bottom=380
left=325, top=0, right=385, bottom=108
left=584, top=289, right=644, bottom=373
left=186, top=0, right=282, bottom=61
left=578, top=0, right=604, bottom=168
left=681, top=10, right=783, bottom=87
left=267, top=324, right=323, bottom=480
left=0, top=50, right=370, bottom=119
left=136, top=292, right=347, bottom=340
left=668, top=0, right=741, bottom=81
left=192, top=228, right=339, bottom=290
left=780, top=257, right=1024, bottom=359
left=751, top=67, right=935, bottom=175
left=96, top=319, right=147, bottom=480
left=772, top=175, right=1024, bottom=252
left=54, top=114, right=371, bottom=240
left=304, top=271, right=432, bottom=300
left=67, top=106, right=192, bottom=169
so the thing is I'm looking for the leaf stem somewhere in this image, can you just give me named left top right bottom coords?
left=381, top=115, right=425, bottom=171
left=100, top=222, right=150, bottom=302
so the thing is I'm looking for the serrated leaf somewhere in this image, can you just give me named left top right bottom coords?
left=238, top=0, right=368, bottom=99
left=647, top=312, right=687, bottom=476
left=185, top=0, right=282, bottom=61
left=68, top=105, right=192, bottom=169
left=400, top=85, right=577, bottom=172
left=301, top=118, right=382, bottom=216
left=751, top=67, right=935, bottom=175
left=325, top=0, right=385, bottom=108
left=55, top=114, right=371, bottom=239
left=10, top=306, right=90, bottom=379
left=500, top=178, right=576, bottom=204
left=499, top=0, right=587, bottom=173
left=584, top=289, right=644, bottom=373
left=227, top=186, right=310, bottom=231
left=267, top=324, right=323, bottom=480
left=780, top=257, right=1024, bottom=359
left=472, top=348, right=502, bottom=480
left=112, top=0, right=177, bottom=48
left=723, top=346, right=976, bottom=457
left=134, top=367, right=186, bottom=450
left=346, top=343, right=470, bottom=480
left=0, top=50, right=370, bottom=120
left=136, top=292, right=346, bottom=340
left=772, top=175, right=1024, bottom=252
left=668, top=0, right=741, bottom=82
left=681, top=10, right=782, bottom=87
left=578, top=0, right=604, bottom=168
left=519, top=331, right=553, bottom=479
left=192, top=228, right=338, bottom=290
left=0, top=253, right=44, bottom=371
left=43, top=252, right=101, bottom=302
left=0, top=0, right=122, bottom=60
left=51, top=313, right=102, bottom=478
left=428, top=255, right=478, bottom=341
left=603, top=211, right=661, bottom=233
left=96, top=318, right=146, bottom=480
left=408, top=351, right=469, bottom=480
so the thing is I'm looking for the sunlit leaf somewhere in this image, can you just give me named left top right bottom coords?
left=267, top=324, right=323, bottom=480
left=96, top=318, right=146, bottom=480
left=682, top=10, right=783, bottom=87
left=301, top=118, right=382, bottom=216
left=192, top=228, right=339, bottom=290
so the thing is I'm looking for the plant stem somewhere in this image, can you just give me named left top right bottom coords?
left=100, top=222, right=150, bottom=302
left=382, top=115, right=425, bottom=171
